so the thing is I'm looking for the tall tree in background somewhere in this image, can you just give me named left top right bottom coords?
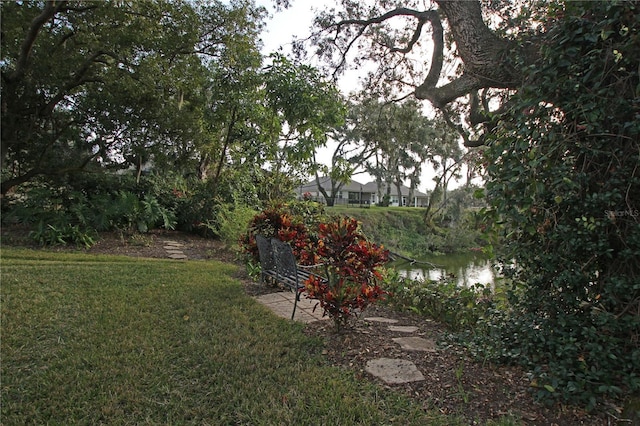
left=0, top=0, right=266, bottom=195
left=261, top=54, right=346, bottom=200
left=311, top=100, right=380, bottom=207
left=348, top=98, right=453, bottom=208
left=301, top=0, right=639, bottom=408
left=423, top=120, right=463, bottom=224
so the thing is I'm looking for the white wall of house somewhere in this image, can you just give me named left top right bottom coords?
left=297, top=177, right=428, bottom=207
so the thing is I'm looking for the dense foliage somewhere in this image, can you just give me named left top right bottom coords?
left=241, top=203, right=389, bottom=327
left=1, top=0, right=258, bottom=193
left=1, top=1, right=344, bottom=200
left=385, top=275, right=493, bottom=332
left=479, top=1, right=640, bottom=409
left=1, top=169, right=273, bottom=246
left=306, top=217, right=389, bottom=328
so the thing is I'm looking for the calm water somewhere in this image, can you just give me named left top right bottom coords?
left=392, top=251, right=498, bottom=288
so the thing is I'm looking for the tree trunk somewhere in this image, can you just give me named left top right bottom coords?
left=394, top=180, right=403, bottom=207
left=415, top=1, right=529, bottom=107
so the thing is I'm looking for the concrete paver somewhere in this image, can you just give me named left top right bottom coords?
left=365, top=316, right=399, bottom=324
left=164, top=240, right=187, bottom=260
left=388, top=325, right=419, bottom=333
left=163, top=241, right=184, bottom=247
left=254, top=292, right=327, bottom=323
left=168, top=254, right=187, bottom=260
left=365, top=358, right=425, bottom=384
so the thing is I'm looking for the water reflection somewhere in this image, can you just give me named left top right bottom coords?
left=391, top=251, right=498, bottom=288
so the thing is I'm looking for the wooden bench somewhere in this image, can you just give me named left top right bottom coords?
left=255, top=235, right=325, bottom=320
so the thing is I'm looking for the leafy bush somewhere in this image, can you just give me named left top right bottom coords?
left=110, top=191, right=176, bottom=233
left=29, top=221, right=97, bottom=248
left=480, top=1, right=640, bottom=409
left=2, top=179, right=175, bottom=246
left=241, top=204, right=389, bottom=328
left=305, top=217, right=390, bottom=328
left=384, top=274, right=494, bottom=332
left=3, top=184, right=98, bottom=247
left=239, top=200, right=329, bottom=264
left=216, top=204, right=258, bottom=250
left=141, top=173, right=220, bottom=236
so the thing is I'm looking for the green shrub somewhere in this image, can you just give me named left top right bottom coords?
left=3, top=179, right=175, bottom=246
left=480, top=1, right=640, bottom=409
left=29, top=221, right=97, bottom=248
left=384, top=274, right=493, bottom=332
left=216, top=204, right=258, bottom=250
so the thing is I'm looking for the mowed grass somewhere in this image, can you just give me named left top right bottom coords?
left=1, top=248, right=460, bottom=425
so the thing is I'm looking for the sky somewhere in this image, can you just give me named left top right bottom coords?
left=255, top=0, right=469, bottom=192
left=257, top=1, right=362, bottom=93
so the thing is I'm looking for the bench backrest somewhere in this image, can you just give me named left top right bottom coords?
left=271, top=238, right=298, bottom=280
left=255, top=234, right=275, bottom=271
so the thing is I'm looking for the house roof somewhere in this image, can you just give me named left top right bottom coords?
left=362, top=181, right=429, bottom=197
left=300, top=177, right=429, bottom=198
left=299, top=177, right=367, bottom=193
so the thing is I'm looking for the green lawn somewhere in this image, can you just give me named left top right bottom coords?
left=1, top=248, right=469, bottom=425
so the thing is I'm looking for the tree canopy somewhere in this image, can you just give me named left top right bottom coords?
left=303, top=0, right=552, bottom=146
left=301, top=0, right=640, bottom=408
left=1, top=0, right=266, bottom=194
left=1, top=0, right=347, bottom=201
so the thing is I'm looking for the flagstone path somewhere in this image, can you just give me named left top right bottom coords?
left=163, top=240, right=188, bottom=260
left=255, top=292, right=436, bottom=385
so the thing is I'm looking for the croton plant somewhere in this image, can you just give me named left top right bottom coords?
left=242, top=207, right=389, bottom=328
left=305, top=217, right=389, bottom=328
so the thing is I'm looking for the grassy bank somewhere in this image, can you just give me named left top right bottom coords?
left=327, top=205, right=484, bottom=256
left=1, top=248, right=467, bottom=425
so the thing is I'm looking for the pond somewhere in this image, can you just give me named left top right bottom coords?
left=391, top=251, right=499, bottom=288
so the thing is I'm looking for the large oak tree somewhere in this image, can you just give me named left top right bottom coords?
left=0, top=0, right=266, bottom=195
left=302, top=0, right=547, bottom=145
left=301, top=0, right=639, bottom=409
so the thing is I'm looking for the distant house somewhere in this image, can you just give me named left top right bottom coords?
left=296, top=177, right=373, bottom=206
left=362, top=181, right=430, bottom=207
left=296, top=177, right=429, bottom=207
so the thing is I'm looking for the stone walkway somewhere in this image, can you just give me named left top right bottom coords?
left=255, top=292, right=435, bottom=385
left=163, top=240, right=188, bottom=260
left=255, top=292, right=327, bottom=323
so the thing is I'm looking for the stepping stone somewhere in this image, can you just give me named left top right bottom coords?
left=167, top=253, right=188, bottom=260
left=163, top=241, right=184, bottom=247
left=365, top=316, right=398, bottom=324
left=254, top=293, right=327, bottom=323
left=164, top=245, right=184, bottom=250
left=365, top=358, right=425, bottom=384
left=392, top=337, right=437, bottom=352
left=166, top=249, right=184, bottom=255
left=388, top=325, right=419, bottom=333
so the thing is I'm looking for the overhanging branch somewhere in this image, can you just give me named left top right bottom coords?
left=5, top=1, right=67, bottom=83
